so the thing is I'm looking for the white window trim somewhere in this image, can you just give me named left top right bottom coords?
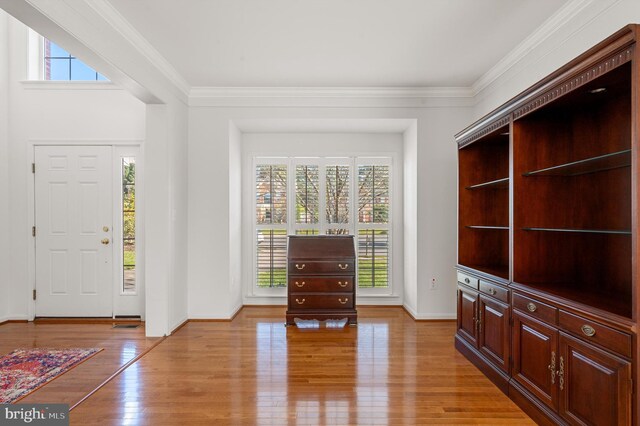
left=248, top=155, right=394, bottom=298
left=25, top=30, right=113, bottom=86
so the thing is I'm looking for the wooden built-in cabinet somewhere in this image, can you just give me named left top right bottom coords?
left=455, top=25, right=640, bottom=425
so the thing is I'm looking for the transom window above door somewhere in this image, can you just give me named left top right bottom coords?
left=253, top=157, right=392, bottom=292
left=43, top=39, right=108, bottom=81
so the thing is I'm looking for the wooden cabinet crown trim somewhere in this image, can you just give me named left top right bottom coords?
left=455, top=25, right=636, bottom=147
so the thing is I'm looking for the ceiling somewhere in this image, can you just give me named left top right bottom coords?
left=108, top=0, right=569, bottom=88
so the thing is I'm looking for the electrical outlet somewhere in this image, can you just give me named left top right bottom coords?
left=430, top=278, right=437, bottom=290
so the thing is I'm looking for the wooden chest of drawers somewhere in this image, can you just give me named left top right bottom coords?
left=286, top=235, right=357, bottom=326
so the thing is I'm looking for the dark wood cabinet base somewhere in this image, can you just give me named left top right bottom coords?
left=454, top=335, right=509, bottom=395
left=509, top=380, right=568, bottom=426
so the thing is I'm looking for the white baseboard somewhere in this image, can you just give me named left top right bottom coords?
left=169, top=316, right=189, bottom=334
left=229, top=303, right=243, bottom=319
left=0, top=315, right=30, bottom=324
left=402, top=304, right=455, bottom=320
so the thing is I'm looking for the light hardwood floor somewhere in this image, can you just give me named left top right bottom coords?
left=0, top=321, right=158, bottom=407
left=62, top=307, right=532, bottom=425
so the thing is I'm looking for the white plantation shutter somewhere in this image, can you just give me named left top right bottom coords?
left=295, top=165, right=319, bottom=224
left=255, top=164, right=287, bottom=288
left=356, top=163, right=390, bottom=288
left=253, top=157, right=392, bottom=292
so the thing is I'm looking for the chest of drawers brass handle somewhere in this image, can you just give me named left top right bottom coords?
left=295, top=298, right=306, bottom=305
left=338, top=281, right=348, bottom=287
left=338, top=298, right=348, bottom=304
left=295, top=281, right=305, bottom=287
left=338, top=263, right=349, bottom=270
left=488, top=288, right=497, bottom=295
left=527, top=302, right=537, bottom=312
left=295, top=264, right=306, bottom=270
left=581, top=324, right=596, bottom=337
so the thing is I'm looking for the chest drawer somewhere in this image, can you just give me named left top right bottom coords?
left=289, top=261, right=354, bottom=275
left=479, top=280, right=508, bottom=303
left=559, top=310, right=632, bottom=358
left=513, top=293, right=557, bottom=325
left=289, top=276, right=354, bottom=293
left=457, top=271, right=479, bottom=289
left=289, top=294, right=354, bottom=310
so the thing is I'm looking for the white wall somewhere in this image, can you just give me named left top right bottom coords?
left=5, top=17, right=145, bottom=320
left=474, top=0, right=640, bottom=120
left=402, top=123, right=418, bottom=316
left=0, top=10, right=10, bottom=322
left=188, top=106, right=470, bottom=319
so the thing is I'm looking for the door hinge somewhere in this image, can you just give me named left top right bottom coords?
left=32, top=226, right=36, bottom=237
left=31, top=163, right=35, bottom=173
left=32, top=289, right=36, bottom=300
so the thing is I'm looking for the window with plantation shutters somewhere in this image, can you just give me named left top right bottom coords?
left=255, top=164, right=287, bottom=288
left=357, top=165, right=390, bottom=288
left=253, top=157, right=392, bottom=292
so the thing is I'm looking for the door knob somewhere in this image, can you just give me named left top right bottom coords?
left=101, top=238, right=110, bottom=245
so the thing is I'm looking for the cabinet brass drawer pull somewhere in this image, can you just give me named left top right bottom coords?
left=338, top=298, right=349, bottom=304
left=338, top=281, right=348, bottom=287
left=527, top=302, right=537, bottom=313
left=558, top=356, right=565, bottom=391
left=295, top=298, right=305, bottom=305
left=295, top=281, right=305, bottom=287
left=488, top=288, right=497, bottom=295
left=295, top=264, right=306, bottom=270
left=548, top=351, right=556, bottom=385
left=464, top=278, right=470, bottom=284
left=338, top=263, right=349, bottom=270
left=581, top=324, right=596, bottom=337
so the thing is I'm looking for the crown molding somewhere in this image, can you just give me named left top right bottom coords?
left=189, top=86, right=475, bottom=108
left=190, top=86, right=474, bottom=99
left=87, top=0, right=191, bottom=99
left=471, top=0, right=604, bottom=96
left=471, top=0, right=619, bottom=96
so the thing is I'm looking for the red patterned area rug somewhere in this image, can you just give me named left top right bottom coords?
left=0, top=348, right=102, bottom=403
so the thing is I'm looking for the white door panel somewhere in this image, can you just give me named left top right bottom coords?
left=35, top=146, right=113, bottom=317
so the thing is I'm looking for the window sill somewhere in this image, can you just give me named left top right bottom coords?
left=20, top=80, right=119, bottom=90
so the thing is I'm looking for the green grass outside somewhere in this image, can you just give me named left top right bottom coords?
left=124, top=249, right=135, bottom=270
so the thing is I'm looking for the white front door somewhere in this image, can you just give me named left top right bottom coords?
left=35, top=146, right=113, bottom=317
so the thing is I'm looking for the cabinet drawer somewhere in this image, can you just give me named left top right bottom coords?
left=288, top=276, right=354, bottom=293
left=457, top=271, right=479, bottom=290
left=559, top=310, right=632, bottom=358
left=289, top=294, right=354, bottom=310
left=289, top=261, right=355, bottom=275
left=513, top=293, right=557, bottom=325
left=479, top=280, right=508, bottom=303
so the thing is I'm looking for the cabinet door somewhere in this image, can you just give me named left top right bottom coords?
left=478, top=295, right=510, bottom=373
left=512, top=310, right=559, bottom=411
left=457, top=286, right=479, bottom=347
left=558, top=332, right=631, bottom=426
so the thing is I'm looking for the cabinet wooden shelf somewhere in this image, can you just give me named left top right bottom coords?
left=465, top=177, right=509, bottom=190
left=455, top=25, right=639, bottom=426
left=522, top=227, right=631, bottom=235
left=461, top=264, right=509, bottom=280
left=522, top=149, right=631, bottom=177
